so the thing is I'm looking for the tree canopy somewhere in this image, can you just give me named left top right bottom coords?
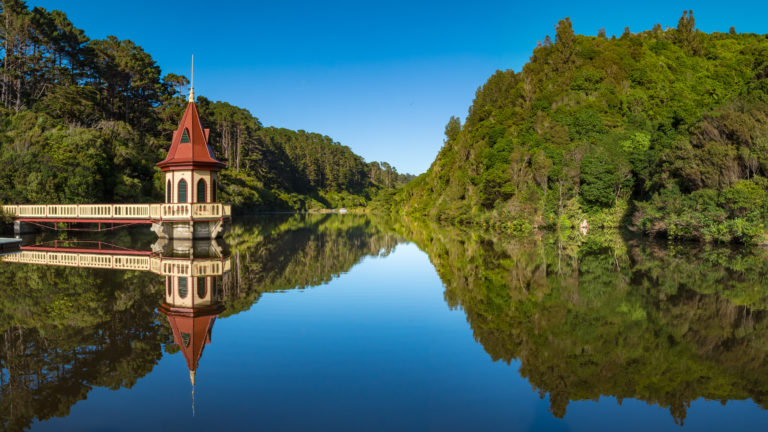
left=0, top=1, right=410, bottom=211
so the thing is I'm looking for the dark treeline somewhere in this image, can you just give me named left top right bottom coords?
left=0, top=1, right=410, bottom=210
left=387, top=12, right=768, bottom=243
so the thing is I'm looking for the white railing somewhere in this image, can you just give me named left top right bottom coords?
left=113, top=204, right=151, bottom=219
left=1, top=251, right=229, bottom=276
left=78, top=205, right=114, bottom=218
left=46, top=205, right=78, bottom=217
left=2, top=251, right=46, bottom=264
left=158, top=258, right=229, bottom=276
left=113, top=255, right=152, bottom=271
left=150, top=257, right=163, bottom=274
left=160, top=203, right=191, bottom=220
left=192, top=203, right=222, bottom=218
left=161, top=260, right=191, bottom=276
left=2, top=203, right=230, bottom=221
left=1, top=251, right=151, bottom=271
left=192, top=260, right=222, bottom=276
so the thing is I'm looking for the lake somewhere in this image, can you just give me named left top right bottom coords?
left=1, top=214, right=768, bottom=431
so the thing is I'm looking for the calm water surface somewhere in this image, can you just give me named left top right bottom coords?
left=1, top=214, right=768, bottom=431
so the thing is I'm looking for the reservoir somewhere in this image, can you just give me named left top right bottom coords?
left=2, top=214, right=768, bottom=431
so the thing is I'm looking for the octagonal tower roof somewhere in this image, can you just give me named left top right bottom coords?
left=159, top=302, right=223, bottom=374
left=157, top=101, right=226, bottom=171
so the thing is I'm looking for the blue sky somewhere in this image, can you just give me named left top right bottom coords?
left=28, top=1, right=768, bottom=174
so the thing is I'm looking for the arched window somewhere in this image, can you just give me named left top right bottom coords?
left=178, top=277, right=188, bottom=299
left=166, top=280, right=171, bottom=297
left=197, top=277, right=207, bottom=299
left=177, top=179, right=187, bottom=203
left=212, top=179, right=217, bottom=202
left=181, top=128, right=190, bottom=143
left=197, top=179, right=207, bottom=203
left=166, top=180, right=172, bottom=203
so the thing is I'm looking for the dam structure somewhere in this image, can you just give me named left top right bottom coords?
left=2, top=92, right=231, bottom=240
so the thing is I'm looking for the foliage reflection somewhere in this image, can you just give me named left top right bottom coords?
left=2, top=215, right=768, bottom=429
left=394, top=217, right=768, bottom=424
left=0, top=214, right=402, bottom=431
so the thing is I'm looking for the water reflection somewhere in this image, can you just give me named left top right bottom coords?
left=0, top=248, right=168, bottom=431
left=395, top=218, right=768, bottom=425
left=154, top=239, right=228, bottom=390
left=1, top=214, right=768, bottom=430
left=220, top=214, right=402, bottom=316
left=0, top=214, right=403, bottom=431
left=0, top=235, right=232, bottom=429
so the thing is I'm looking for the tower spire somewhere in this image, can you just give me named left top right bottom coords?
left=191, top=370, right=196, bottom=417
left=188, top=55, right=195, bottom=102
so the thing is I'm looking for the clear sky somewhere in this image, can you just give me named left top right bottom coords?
left=26, top=0, right=768, bottom=174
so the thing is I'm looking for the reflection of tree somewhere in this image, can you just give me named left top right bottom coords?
left=12, top=214, right=766, bottom=428
left=0, top=265, right=170, bottom=432
left=0, top=215, right=403, bottom=431
left=221, top=214, right=403, bottom=316
left=396, top=218, right=768, bottom=424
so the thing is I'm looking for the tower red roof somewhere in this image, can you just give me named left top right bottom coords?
left=159, top=303, right=223, bottom=372
left=157, top=101, right=226, bottom=171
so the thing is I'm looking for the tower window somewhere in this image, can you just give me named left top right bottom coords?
left=197, top=277, right=207, bottom=299
left=181, top=332, right=191, bottom=347
left=178, top=179, right=188, bottom=203
left=166, top=180, right=172, bottom=203
left=197, top=179, right=207, bottom=203
left=181, top=128, right=190, bottom=143
left=179, top=277, right=188, bottom=299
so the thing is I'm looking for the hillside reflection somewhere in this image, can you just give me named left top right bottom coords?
left=394, top=217, right=768, bottom=425
left=220, top=214, right=403, bottom=316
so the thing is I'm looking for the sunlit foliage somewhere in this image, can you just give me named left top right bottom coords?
left=385, top=12, right=768, bottom=243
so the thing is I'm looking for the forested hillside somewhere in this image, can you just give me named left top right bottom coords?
left=0, top=1, right=410, bottom=211
left=388, top=12, right=768, bottom=243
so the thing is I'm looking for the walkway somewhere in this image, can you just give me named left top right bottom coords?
left=2, top=203, right=232, bottom=224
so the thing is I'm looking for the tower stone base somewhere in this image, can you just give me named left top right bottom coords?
left=151, top=237, right=227, bottom=258
left=151, top=219, right=229, bottom=240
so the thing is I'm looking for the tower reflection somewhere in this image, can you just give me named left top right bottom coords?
left=154, top=239, right=229, bottom=386
left=1, top=236, right=231, bottom=388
